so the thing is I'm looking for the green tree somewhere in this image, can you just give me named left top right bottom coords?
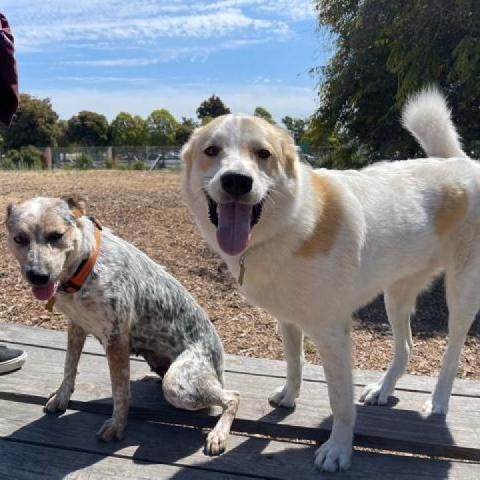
left=55, top=120, right=70, bottom=147
left=314, top=0, right=480, bottom=165
left=282, top=116, right=307, bottom=143
left=67, top=111, right=109, bottom=146
left=4, top=94, right=58, bottom=149
left=146, top=109, right=178, bottom=145
left=196, top=95, right=230, bottom=119
left=201, top=116, right=213, bottom=126
left=110, top=113, right=148, bottom=146
left=175, top=117, right=197, bottom=144
left=254, top=106, right=275, bottom=124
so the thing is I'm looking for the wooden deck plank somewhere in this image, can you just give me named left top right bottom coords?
left=1, top=341, right=479, bottom=461
left=0, top=400, right=478, bottom=480
left=1, top=322, right=479, bottom=398
left=0, top=400, right=316, bottom=480
left=0, top=439, right=243, bottom=480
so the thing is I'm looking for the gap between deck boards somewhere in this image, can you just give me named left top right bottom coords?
left=2, top=330, right=480, bottom=399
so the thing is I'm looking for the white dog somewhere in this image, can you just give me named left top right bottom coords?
left=181, top=88, right=478, bottom=472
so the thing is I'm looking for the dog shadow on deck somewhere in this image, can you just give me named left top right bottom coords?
left=5, top=379, right=457, bottom=479
left=166, top=401, right=457, bottom=480
left=356, top=275, right=480, bottom=338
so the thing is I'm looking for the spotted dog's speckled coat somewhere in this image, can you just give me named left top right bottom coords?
left=6, top=197, right=239, bottom=454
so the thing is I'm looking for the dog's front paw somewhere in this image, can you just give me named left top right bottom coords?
left=96, top=417, right=126, bottom=442
left=44, top=388, right=72, bottom=413
left=205, top=428, right=228, bottom=456
left=359, top=381, right=392, bottom=406
left=422, top=397, right=448, bottom=416
left=314, top=439, right=352, bottom=472
left=268, top=384, right=298, bottom=409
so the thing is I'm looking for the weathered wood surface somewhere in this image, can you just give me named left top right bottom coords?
left=1, top=399, right=478, bottom=480
left=0, top=323, right=479, bottom=479
left=2, top=322, right=478, bottom=397
left=1, top=327, right=479, bottom=459
left=0, top=439, right=242, bottom=480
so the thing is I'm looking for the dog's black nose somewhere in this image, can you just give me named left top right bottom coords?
left=26, top=270, right=50, bottom=286
left=221, top=173, right=253, bottom=198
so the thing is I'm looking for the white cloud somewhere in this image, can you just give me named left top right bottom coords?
left=14, top=12, right=289, bottom=52
left=3, top=1, right=304, bottom=53
left=32, top=83, right=317, bottom=122
left=61, top=36, right=278, bottom=68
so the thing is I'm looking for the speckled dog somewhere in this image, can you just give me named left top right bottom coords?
left=6, top=196, right=239, bottom=454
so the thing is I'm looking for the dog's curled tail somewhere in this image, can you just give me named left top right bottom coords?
left=401, top=87, right=467, bottom=158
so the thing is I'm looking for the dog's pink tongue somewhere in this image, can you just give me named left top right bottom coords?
left=32, top=283, right=55, bottom=301
left=217, top=202, right=252, bottom=256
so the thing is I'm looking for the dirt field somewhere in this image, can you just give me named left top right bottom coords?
left=0, top=170, right=478, bottom=379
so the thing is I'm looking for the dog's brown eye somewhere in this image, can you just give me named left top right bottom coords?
left=204, top=146, right=220, bottom=157
left=257, top=149, right=271, bottom=159
left=47, top=232, right=64, bottom=243
left=13, top=234, right=29, bottom=246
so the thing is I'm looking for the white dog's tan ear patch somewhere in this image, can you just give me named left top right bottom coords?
left=63, top=195, right=87, bottom=218
left=282, top=139, right=298, bottom=178
left=273, top=126, right=298, bottom=178
left=296, top=173, right=343, bottom=257
left=434, top=186, right=467, bottom=236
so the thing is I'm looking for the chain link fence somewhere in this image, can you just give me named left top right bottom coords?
left=49, top=146, right=182, bottom=170
left=0, top=145, right=336, bottom=170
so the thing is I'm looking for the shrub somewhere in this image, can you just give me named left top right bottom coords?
left=20, top=145, right=44, bottom=169
left=105, top=158, right=113, bottom=169
left=0, top=155, right=16, bottom=170
left=132, top=160, right=145, bottom=170
left=4, top=149, right=21, bottom=168
left=73, top=153, right=94, bottom=169
left=13, top=146, right=45, bottom=169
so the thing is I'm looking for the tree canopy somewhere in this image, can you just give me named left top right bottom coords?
left=313, top=0, right=480, bottom=165
left=67, top=111, right=109, bottom=146
left=146, top=109, right=178, bottom=146
left=110, top=112, right=148, bottom=146
left=282, top=116, right=307, bottom=143
left=175, top=117, right=197, bottom=145
left=196, top=95, right=230, bottom=119
left=254, top=106, right=275, bottom=124
left=3, top=94, right=58, bottom=149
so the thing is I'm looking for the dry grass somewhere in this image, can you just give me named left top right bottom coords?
left=0, top=170, right=478, bottom=378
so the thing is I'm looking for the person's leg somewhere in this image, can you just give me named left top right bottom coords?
left=0, top=344, right=27, bottom=374
left=0, top=14, right=23, bottom=374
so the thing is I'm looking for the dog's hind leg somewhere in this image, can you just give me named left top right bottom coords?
left=268, top=320, right=304, bottom=408
left=424, top=249, right=479, bottom=415
left=360, top=269, right=431, bottom=406
left=44, top=321, right=87, bottom=413
left=162, top=349, right=239, bottom=456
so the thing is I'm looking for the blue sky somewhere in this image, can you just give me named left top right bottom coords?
left=2, top=1, right=332, bottom=122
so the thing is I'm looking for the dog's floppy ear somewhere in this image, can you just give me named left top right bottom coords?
left=181, top=134, right=196, bottom=178
left=63, top=194, right=87, bottom=218
left=276, top=126, right=298, bottom=178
